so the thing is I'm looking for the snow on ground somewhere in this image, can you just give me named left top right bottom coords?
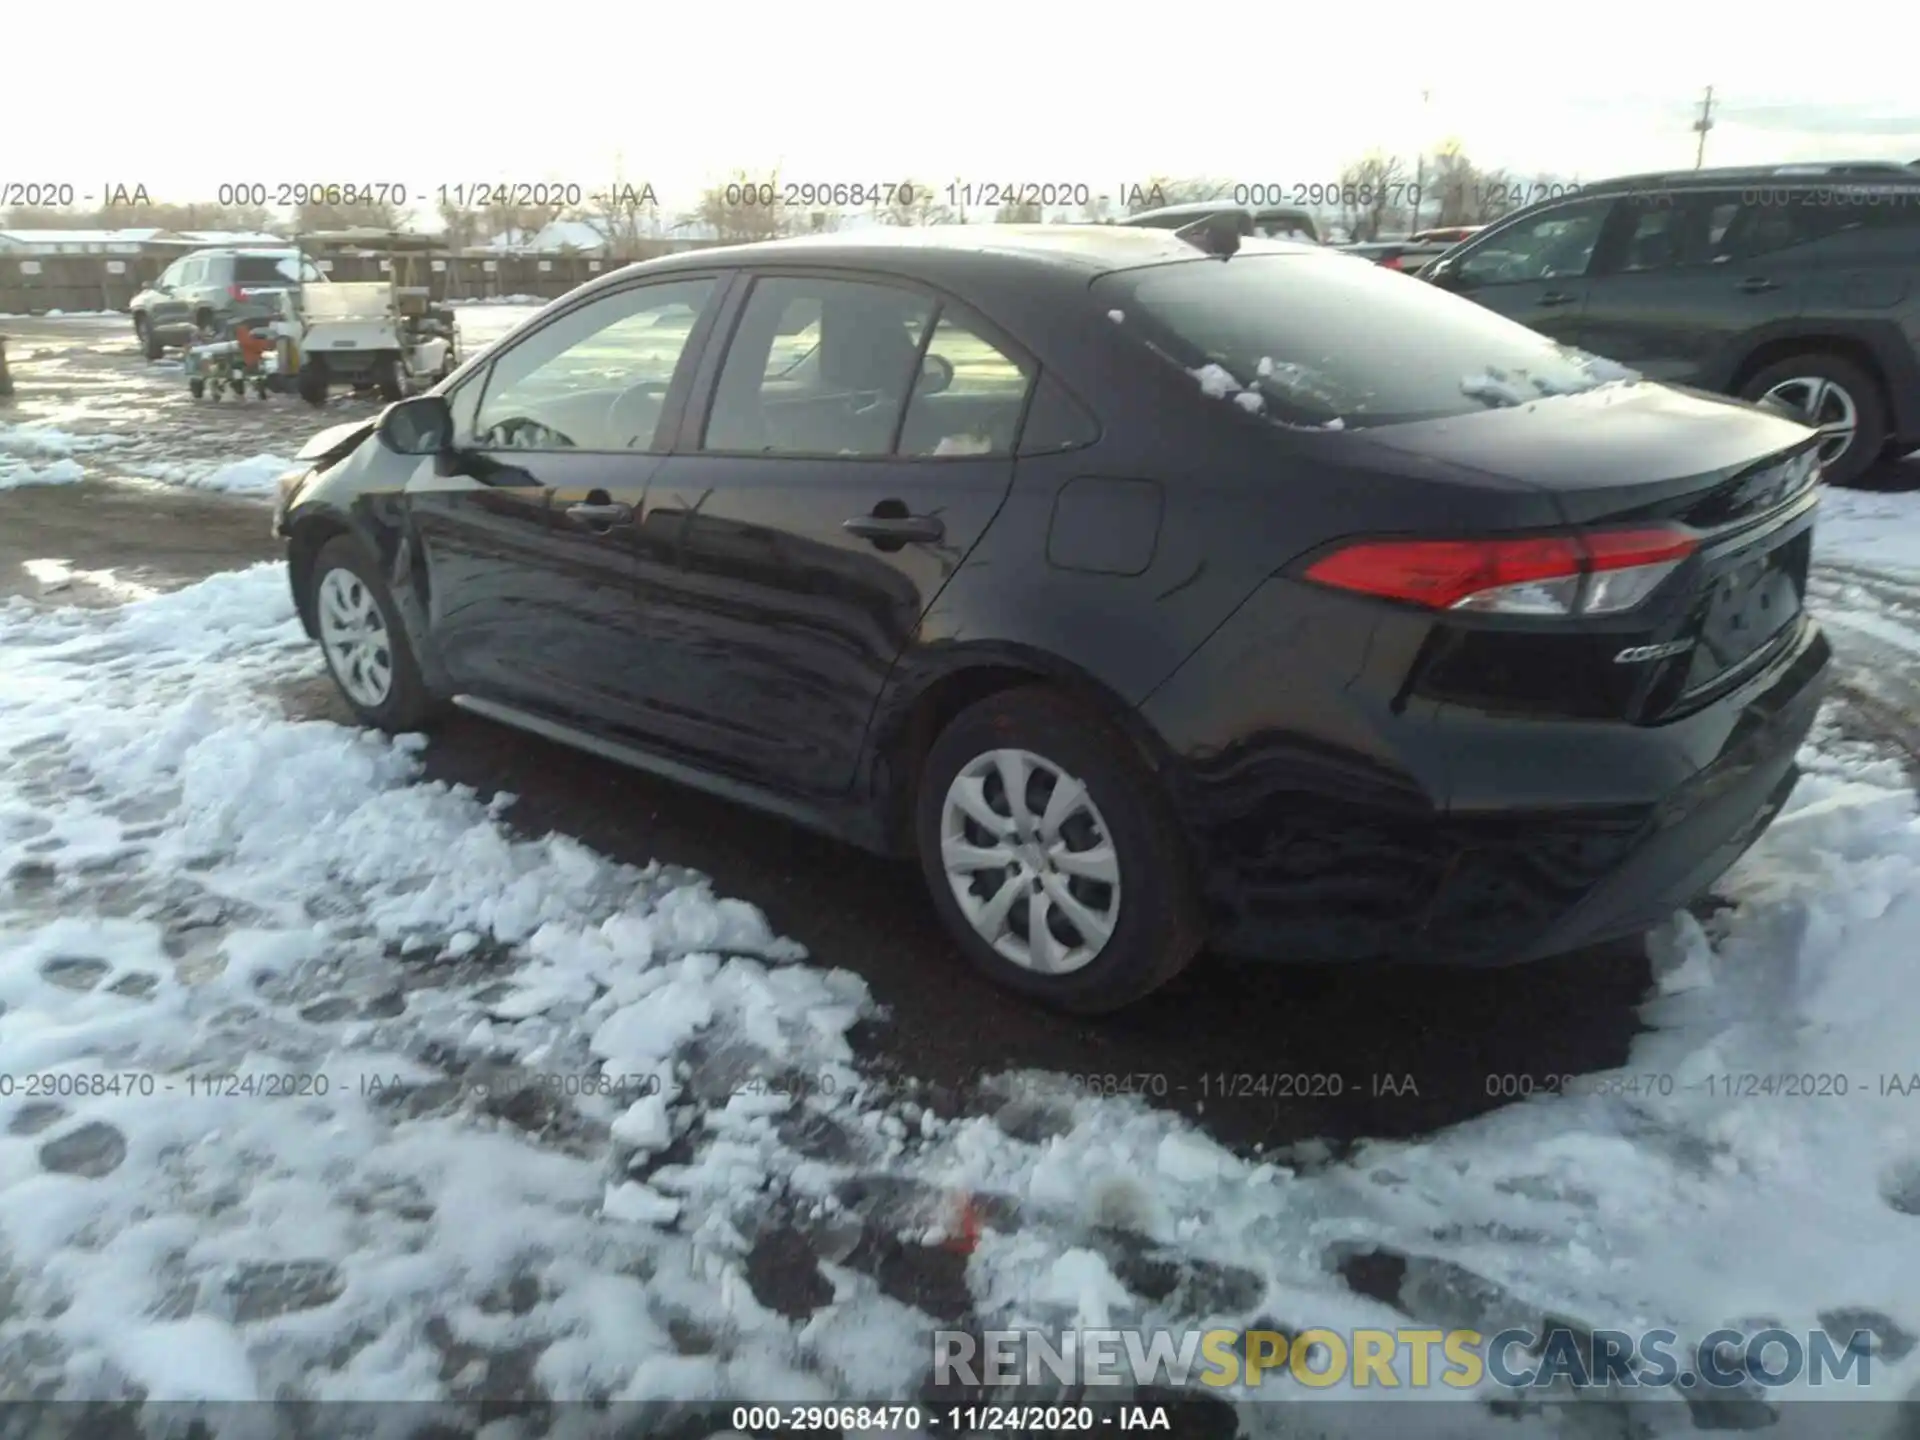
left=123, top=454, right=297, bottom=496
left=0, top=562, right=1917, bottom=1429
left=0, top=423, right=126, bottom=491
left=1814, top=485, right=1920, bottom=576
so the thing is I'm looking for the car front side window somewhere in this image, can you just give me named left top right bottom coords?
left=469, top=277, right=716, bottom=452
left=1454, top=199, right=1614, bottom=286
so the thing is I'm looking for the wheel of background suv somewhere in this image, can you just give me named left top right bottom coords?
left=1739, top=353, right=1887, bottom=488
left=374, top=353, right=406, bottom=403
left=308, top=535, right=441, bottom=732
left=913, top=686, right=1204, bottom=1014
left=297, top=358, right=330, bottom=407
left=134, top=314, right=163, bottom=361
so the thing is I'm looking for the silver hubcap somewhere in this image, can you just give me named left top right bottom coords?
left=316, top=567, right=394, bottom=709
left=939, top=748, right=1121, bottom=974
left=1763, top=376, right=1858, bottom=469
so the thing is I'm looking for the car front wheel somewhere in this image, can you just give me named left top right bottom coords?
left=308, top=535, right=440, bottom=732
left=135, top=315, right=164, bottom=361
left=914, top=686, right=1204, bottom=1013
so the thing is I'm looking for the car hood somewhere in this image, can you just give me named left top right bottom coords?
left=294, top=419, right=376, bottom=463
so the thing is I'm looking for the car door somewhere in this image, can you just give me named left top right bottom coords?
left=399, top=273, right=727, bottom=736
left=634, top=271, right=1029, bottom=797
left=1430, top=196, right=1617, bottom=345
left=1573, top=189, right=1748, bottom=381
left=147, top=258, right=193, bottom=332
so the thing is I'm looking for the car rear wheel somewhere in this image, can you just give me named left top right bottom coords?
left=297, top=358, right=330, bottom=407
left=374, top=353, right=406, bottom=403
left=134, top=314, right=164, bottom=361
left=1739, top=354, right=1887, bottom=488
left=913, top=686, right=1203, bottom=1013
left=309, top=536, right=440, bottom=732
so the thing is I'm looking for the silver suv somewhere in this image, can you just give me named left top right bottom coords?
left=130, top=248, right=327, bottom=359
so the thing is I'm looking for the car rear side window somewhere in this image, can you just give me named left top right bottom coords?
left=1095, top=252, right=1637, bottom=430
left=897, top=309, right=1033, bottom=457
left=234, top=255, right=299, bottom=284
left=703, top=276, right=935, bottom=457
left=1722, top=193, right=1864, bottom=259
left=1017, top=371, right=1099, bottom=455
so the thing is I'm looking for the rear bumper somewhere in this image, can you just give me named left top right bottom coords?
left=1143, top=581, right=1830, bottom=965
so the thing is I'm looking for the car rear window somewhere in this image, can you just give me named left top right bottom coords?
left=1092, top=252, right=1637, bottom=430
left=232, top=254, right=301, bottom=284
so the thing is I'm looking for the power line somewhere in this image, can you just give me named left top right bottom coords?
left=1693, top=86, right=1716, bottom=169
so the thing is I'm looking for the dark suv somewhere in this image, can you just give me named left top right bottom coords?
left=1423, top=161, right=1920, bottom=486
left=130, top=247, right=327, bottom=360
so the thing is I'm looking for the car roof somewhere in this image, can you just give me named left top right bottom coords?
left=1579, top=160, right=1920, bottom=196
left=1121, top=200, right=1316, bottom=222
left=627, top=223, right=1316, bottom=281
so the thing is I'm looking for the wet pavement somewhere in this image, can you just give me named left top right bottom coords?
left=4, top=315, right=1918, bottom=1165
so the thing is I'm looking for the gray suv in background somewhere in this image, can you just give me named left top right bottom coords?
left=1423, top=160, right=1920, bottom=487
left=130, top=248, right=327, bottom=359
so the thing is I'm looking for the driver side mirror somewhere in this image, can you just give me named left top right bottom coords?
left=378, top=393, right=453, bottom=455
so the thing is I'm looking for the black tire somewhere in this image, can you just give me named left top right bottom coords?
left=913, top=686, right=1204, bottom=1014
left=374, top=353, right=406, bottom=403
left=307, top=535, right=442, bottom=732
left=135, top=314, right=164, bottom=361
left=1738, top=353, right=1887, bottom=489
left=193, top=309, right=216, bottom=335
left=188, top=377, right=205, bottom=399
left=297, top=358, right=329, bottom=408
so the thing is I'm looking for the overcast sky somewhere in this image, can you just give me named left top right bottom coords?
left=4, top=3, right=1916, bottom=215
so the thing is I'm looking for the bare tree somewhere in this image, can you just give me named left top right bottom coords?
left=1336, top=153, right=1413, bottom=241
left=4, top=200, right=278, bottom=232
left=436, top=200, right=485, bottom=250
left=875, top=181, right=955, bottom=226
left=994, top=200, right=1045, bottom=224
left=692, top=169, right=809, bottom=243
left=1121, top=176, right=1224, bottom=214
left=294, top=196, right=413, bottom=233
left=579, top=161, right=661, bottom=260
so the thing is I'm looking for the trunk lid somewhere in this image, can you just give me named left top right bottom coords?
left=1360, top=381, right=1820, bottom=528
left=1361, top=380, right=1825, bottom=721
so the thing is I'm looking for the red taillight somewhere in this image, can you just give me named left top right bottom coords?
left=1302, top=526, right=1698, bottom=617
left=1381, top=256, right=1406, bottom=270
left=229, top=284, right=246, bottom=301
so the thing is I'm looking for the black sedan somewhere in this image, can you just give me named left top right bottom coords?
left=275, top=224, right=1831, bottom=1013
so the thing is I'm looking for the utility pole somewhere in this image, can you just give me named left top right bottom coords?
left=1412, top=89, right=1431, bottom=231
left=1692, top=86, right=1716, bottom=169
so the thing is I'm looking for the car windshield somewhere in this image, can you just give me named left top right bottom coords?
left=1093, top=252, right=1638, bottom=429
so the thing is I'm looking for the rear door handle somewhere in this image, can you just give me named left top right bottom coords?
left=843, top=513, right=944, bottom=544
left=1737, top=276, right=1782, bottom=293
left=566, top=500, right=633, bottom=527
left=1537, top=291, right=1579, bottom=307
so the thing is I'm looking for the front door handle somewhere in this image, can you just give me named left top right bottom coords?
left=1736, top=276, right=1782, bottom=293
left=566, top=500, right=633, bottom=527
left=1537, top=291, right=1579, bottom=307
left=843, top=513, right=944, bottom=544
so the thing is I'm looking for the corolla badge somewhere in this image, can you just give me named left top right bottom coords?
left=1614, top=639, right=1696, bottom=664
